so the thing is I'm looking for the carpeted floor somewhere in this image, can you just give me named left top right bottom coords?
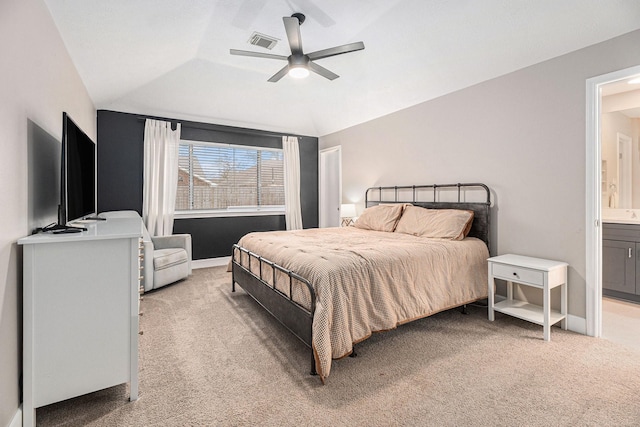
left=36, top=266, right=640, bottom=426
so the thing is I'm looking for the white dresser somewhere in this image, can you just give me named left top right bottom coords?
left=19, top=217, right=143, bottom=427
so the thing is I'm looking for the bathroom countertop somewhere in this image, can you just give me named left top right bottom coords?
left=602, top=209, right=640, bottom=225
left=603, top=218, right=640, bottom=225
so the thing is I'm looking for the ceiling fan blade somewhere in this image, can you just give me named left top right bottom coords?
left=308, top=61, right=339, bottom=80
left=230, top=49, right=288, bottom=60
left=268, top=65, right=290, bottom=82
left=283, top=16, right=303, bottom=55
left=307, top=42, right=365, bottom=61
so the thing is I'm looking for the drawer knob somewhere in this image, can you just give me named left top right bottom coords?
left=513, top=272, right=517, bottom=276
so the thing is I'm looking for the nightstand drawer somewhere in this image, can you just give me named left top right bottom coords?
left=492, top=263, right=544, bottom=286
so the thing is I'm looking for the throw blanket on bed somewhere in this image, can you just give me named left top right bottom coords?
left=235, top=227, right=489, bottom=383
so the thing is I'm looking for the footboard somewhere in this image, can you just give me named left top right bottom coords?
left=231, top=244, right=317, bottom=372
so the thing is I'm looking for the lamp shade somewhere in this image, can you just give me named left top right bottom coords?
left=340, top=204, right=357, bottom=218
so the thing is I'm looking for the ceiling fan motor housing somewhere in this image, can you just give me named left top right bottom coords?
left=288, top=54, right=309, bottom=68
left=291, top=13, right=306, bottom=25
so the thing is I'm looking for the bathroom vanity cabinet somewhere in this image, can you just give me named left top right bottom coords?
left=603, top=223, right=640, bottom=302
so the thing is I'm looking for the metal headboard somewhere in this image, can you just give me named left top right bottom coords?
left=364, top=183, right=491, bottom=249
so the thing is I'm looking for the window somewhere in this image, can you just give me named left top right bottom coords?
left=176, top=140, right=285, bottom=216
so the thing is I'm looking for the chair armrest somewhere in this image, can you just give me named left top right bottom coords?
left=151, top=234, right=192, bottom=274
left=152, top=234, right=191, bottom=250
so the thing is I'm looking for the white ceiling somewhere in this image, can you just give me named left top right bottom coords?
left=44, top=0, right=640, bottom=137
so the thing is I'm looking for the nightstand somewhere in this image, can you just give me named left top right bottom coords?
left=488, top=254, right=568, bottom=341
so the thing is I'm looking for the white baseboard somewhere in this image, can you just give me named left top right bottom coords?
left=192, top=256, right=231, bottom=269
left=9, top=405, right=22, bottom=427
left=567, top=314, right=587, bottom=335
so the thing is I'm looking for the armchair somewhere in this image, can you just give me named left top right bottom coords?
left=98, top=211, right=192, bottom=292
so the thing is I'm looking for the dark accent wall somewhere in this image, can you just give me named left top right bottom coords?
left=97, top=111, right=144, bottom=213
left=173, top=215, right=286, bottom=259
left=97, top=110, right=318, bottom=259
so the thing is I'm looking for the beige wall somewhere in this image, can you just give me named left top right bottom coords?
left=320, top=29, right=640, bottom=322
left=601, top=88, right=640, bottom=208
left=0, top=0, right=95, bottom=424
left=602, top=88, right=640, bottom=113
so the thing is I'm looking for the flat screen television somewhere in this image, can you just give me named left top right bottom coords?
left=59, top=112, right=96, bottom=226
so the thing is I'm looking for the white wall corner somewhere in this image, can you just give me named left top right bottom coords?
left=567, top=314, right=587, bottom=335
left=9, top=405, right=22, bottom=427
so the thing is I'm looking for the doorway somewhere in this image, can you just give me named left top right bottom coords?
left=319, top=146, right=342, bottom=228
left=586, top=64, right=640, bottom=338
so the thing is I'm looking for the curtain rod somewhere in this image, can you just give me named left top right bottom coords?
left=136, top=117, right=303, bottom=139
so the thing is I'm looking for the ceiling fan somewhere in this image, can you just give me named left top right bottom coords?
left=230, top=13, right=365, bottom=82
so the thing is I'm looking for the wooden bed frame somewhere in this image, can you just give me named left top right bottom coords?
left=231, top=183, right=491, bottom=375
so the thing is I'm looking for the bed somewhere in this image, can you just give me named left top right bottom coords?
left=231, top=183, right=491, bottom=383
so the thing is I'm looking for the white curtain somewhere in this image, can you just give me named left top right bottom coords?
left=143, top=119, right=181, bottom=236
left=283, top=136, right=303, bottom=230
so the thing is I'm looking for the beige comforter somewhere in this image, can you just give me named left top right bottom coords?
left=234, top=226, right=489, bottom=382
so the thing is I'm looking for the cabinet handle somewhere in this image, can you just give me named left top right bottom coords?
left=629, top=248, right=633, bottom=258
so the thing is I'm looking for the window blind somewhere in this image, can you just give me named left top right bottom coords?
left=176, top=141, right=284, bottom=212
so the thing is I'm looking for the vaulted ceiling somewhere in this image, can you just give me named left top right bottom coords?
left=44, top=0, right=640, bottom=137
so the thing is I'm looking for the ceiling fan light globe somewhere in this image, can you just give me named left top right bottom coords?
left=289, top=66, right=309, bottom=79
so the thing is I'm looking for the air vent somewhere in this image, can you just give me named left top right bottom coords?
left=248, top=32, right=279, bottom=50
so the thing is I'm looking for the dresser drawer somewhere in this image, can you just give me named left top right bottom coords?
left=491, top=263, right=544, bottom=286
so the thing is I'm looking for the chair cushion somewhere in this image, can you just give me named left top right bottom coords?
left=153, top=259, right=189, bottom=290
left=154, top=248, right=188, bottom=271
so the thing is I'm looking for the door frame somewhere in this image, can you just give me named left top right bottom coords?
left=585, top=64, right=640, bottom=337
left=319, top=146, right=342, bottom=228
